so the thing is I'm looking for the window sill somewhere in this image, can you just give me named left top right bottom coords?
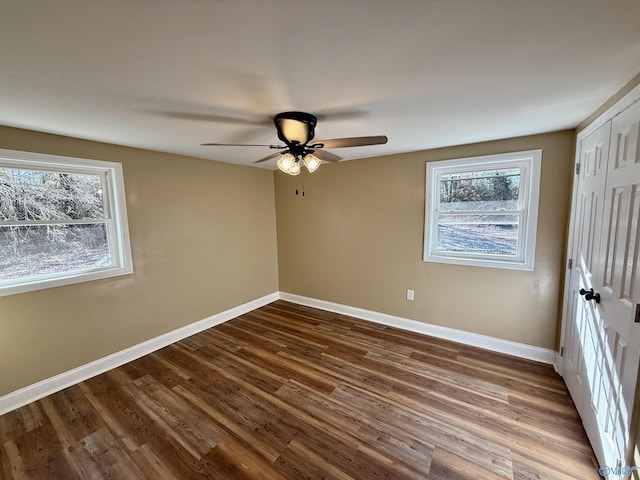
left=0, top=265, right=134, bottom=297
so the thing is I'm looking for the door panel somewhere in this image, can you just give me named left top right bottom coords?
left=594, top=100, right=640, bottom=465
left=564, top=121, right=610, bottom=428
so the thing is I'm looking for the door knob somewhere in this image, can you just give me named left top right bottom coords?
left=579, top=288, right=601, bottom=304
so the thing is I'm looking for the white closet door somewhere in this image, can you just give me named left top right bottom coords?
left=564, top=99, right=640, bottom=468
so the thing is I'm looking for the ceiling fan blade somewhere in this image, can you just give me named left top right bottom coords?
left=254, top=152, right=283, bottom=164
left=312, top=150, right=342, bottom=162
left=201, top=142, right=285, bottom=148
left=314, top=108, right=368, bottom=122
left=315, top=136, right=388, bottom=149
left=155, top=111, right=272, bottom=126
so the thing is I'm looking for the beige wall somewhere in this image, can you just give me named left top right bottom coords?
left=0, top=126, right=279, bottom=396
left=275, top=130, right=575, bottom=350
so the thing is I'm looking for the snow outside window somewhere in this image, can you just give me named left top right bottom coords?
left=424, top=150, right=541, bottom=271
left=0, top=149, right=132, bottom=296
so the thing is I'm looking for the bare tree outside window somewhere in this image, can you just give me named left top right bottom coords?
left=0, top=168, right=110, bottom=281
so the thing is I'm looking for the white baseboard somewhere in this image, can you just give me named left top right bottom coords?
left=279, top=292, right=557, bottom=365
left=0, top=292, right=279, bottom=416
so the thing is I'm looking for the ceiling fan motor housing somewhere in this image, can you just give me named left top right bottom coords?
left=274, top=111, right=317, bottom=146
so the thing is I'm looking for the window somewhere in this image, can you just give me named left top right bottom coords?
left=0, top=149, right=132, bottom=296
left=424, top=150, right=541, bottom=270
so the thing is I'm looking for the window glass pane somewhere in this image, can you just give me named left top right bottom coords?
left=0, top=224, right=110, bottom=281
left=0, top=168, right=105, bottom=221
left=440, top=168, right=520, bottom=211
left=437, top=213, right=518, bottom=255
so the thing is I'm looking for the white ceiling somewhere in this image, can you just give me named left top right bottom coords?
left=2, top=1, right=640, bottom=169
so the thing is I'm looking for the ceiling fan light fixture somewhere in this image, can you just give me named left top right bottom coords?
left=303, top=153, right=321, bottom=173
left=277, top=153, right=296, bottom=174
left=290, top=160, right=301, bottom=176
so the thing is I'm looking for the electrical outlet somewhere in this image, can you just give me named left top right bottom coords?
left=406, top=289, right=414, bottom=301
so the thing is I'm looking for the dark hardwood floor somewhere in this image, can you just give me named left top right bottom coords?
left=0, top=300, right=599, bottom=479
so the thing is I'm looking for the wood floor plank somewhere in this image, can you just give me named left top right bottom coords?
left=39, top=386, right=105, bottom=449
left=275, top=380, right=434, bottom=473
left=387, top=378, right=596, bottom=465
left=0, top=403, right=45, bottom=447
left=429, top=446, right=513, bottom=480
left=1, top=439, right=27, bottom=479
left=128, top=443, right=181, bottom=480
left=236, top=344, right=337, bottom=394
left=332, top=384, right=514, bottom=478
left=275, top=439, right=355, bottom=480
left=203, top=435, right=289, bottom=480
left=0, top=300, right=599, bottom=479
left=66, top=427, right=146, bottom=479
left=7, top=424, right=78, bottom=479
left=126, top=375, right=224, bottom=457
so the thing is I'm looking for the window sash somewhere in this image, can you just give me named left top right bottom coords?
left=0, top=218, right=109, bottom=227
left=434, top=209, right=521, bottom=219
left=0, top=167, right=109, bottom=222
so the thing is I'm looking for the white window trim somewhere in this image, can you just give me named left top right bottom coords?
left=0, top=149, right=133, bottom=296
left=423, top=149, right=542, bottom=271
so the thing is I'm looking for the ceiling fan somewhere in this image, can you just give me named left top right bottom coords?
left=201, top=111, right=388, bottom=175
